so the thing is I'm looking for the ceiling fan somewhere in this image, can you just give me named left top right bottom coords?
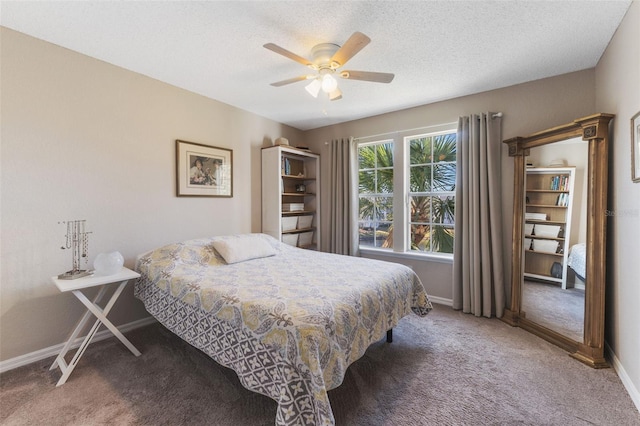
left=264, top=32, right=394, bottom=101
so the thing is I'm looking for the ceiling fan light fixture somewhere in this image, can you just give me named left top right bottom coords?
left=305, top=78, right=321, bottom=98
left=321, top=74, right=338, bottom=93
left=329, top=88, right=342, bottom=101
left=265, top=32, right=394, bottom=101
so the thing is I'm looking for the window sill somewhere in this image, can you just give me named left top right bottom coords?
left=358, top=247, right=454, bottom=264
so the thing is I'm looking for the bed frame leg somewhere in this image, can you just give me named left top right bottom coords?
left=386, top=329, right=393, bottom=343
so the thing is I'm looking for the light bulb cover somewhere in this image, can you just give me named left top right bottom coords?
left=305, top=79, right=321, bottom=98
left=321, top=74, right=338, bottom=93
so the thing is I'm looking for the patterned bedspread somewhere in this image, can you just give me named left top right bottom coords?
left=134, top=234, right=432, bottom=425
left=567, top=243, right=587, bottom=281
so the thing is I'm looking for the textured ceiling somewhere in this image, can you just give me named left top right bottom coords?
left=0, top=1, right=632, bottom=131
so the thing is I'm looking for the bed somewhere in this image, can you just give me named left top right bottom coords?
left=567, top=243, right=587, bottom=282
left=134, top=233, right=432, bottom=425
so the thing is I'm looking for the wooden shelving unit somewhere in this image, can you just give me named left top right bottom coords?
left=261, top=146, right=320, bottom=250
left=524, top=167, right=575, bottom=289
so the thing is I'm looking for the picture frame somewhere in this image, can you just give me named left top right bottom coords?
left=176, top=140, right=233, bottom=197
left=632, top=111, right=640, bottom=183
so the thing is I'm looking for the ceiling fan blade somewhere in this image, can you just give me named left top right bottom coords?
left=264, top=43, right=313, bottom=68
left=270, top=75, right=312, bottom=87
left=331, top=32, right=371, bottom=67
left=340, top=70, right=395, bottom=83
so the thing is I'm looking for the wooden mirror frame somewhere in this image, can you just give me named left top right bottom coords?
left=502, top=113, right=614, bottom=368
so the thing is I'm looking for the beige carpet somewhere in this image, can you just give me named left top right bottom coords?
left=522, top=280, right=584, bottom=342
left=1, top=305, right=638, bottom=425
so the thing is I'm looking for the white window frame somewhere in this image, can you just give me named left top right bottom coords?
left=356, top=139, right=395, bottom=250
left=356, top=123, right=457, bottom=262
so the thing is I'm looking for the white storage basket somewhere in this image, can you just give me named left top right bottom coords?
left=281, top=216, right=298, bottom=231
left=282, top=234, right=298, bottom=246
left=297, top=231, right=314, bottom=247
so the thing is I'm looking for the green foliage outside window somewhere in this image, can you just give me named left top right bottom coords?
left=358, top=132, right=457, bottom=254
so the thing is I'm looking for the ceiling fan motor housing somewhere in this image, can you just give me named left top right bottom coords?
left=310, top=43, right=341, bottom=70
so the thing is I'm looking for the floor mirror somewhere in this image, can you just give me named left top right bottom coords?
left=502, top=113, right=614, bottom=368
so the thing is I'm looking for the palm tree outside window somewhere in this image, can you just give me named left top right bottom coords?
left=357, top=130, right=457, bottom=255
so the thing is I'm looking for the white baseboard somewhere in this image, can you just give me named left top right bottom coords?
left=429, top=296, right=453, bottom=307
left=0, top=316, right=156, bottom=374
left=606, top=341, right=640, bottom=413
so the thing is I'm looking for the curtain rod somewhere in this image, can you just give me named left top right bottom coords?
left=326, top=113, right=503, bottom=145
left=349, top=113, right=503, bottom=143
left=352, top=121, right=458, bottom=142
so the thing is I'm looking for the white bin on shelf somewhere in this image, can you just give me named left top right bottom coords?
left=282, top=234, right=298, bottom=246
left=534, top=224, right=561, bottom=238
left=524, top=223, right=534, bottom=236
left=297, top=215, right=313, bottom=229
left=281, top=216, right=298, bottom=231
left=524, top=238, right=532, bottom=250
left=297, top=231, right=314, bottom=247
left=532, top=239, right=559, bottom=253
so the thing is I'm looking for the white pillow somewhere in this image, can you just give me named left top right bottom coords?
left=212, top=234, right=277, bottom=264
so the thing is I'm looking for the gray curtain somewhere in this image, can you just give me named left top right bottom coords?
left=453, top=113, right=505, bottom=318
left=325, top=138, right=358, bottom=256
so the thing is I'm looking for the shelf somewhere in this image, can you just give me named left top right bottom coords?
left=525, top=234, right=564, bottom=242
left=282, top=174, right=315, bottom=181
left=527, top=204, right=567, bottom=208
left=526, top=189, right=570, bottom=193
left=524, top=272, right=562, bottom=284
left=282, top=192, right=315, bottom=197
left=525, top=219, right=566, bottom=225
left=282, top=227, right=315, bottom=235
left=282, top=210, right=315, bottom=215
left=525, top=249, right=563, bottom=257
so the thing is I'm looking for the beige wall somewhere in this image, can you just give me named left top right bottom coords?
left=0, top=28, right=303, bottom=361
left=304, top=70, right=596, bottom=300
left=595, top=0, right=640, bottom=405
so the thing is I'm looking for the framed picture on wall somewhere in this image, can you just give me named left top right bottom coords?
left=176, top=140, right=233, bottom=197
left=632, top=111, right=640, bottom=183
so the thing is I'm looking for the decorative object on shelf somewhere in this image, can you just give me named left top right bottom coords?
left=58, top=220, right=92, bottom=280
left=275, top=137, right=289, bottom=146
left=548, top=158, right=567, bottom=167
left=295, top=183, right=306, bottom=193
left=550, top=262, right=563, bottom=278
left=93, top=251, right=124, bottom=276
left=283, top=203, right=305, bottom=212
left=632, top=111, right=640, bottom=183
left=176, top=140, right=232, bottom=197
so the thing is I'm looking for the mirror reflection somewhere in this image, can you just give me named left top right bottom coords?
left=521, top=137, right=587, bottom=343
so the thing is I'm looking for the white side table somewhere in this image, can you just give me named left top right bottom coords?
left=49, top=267, right=141, bottom=386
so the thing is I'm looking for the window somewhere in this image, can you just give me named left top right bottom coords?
left=357, top=128, right=457, bottom=257
left=407, top=133, right=456, bottom=254
left=357, top=140, right=394, bottom=248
